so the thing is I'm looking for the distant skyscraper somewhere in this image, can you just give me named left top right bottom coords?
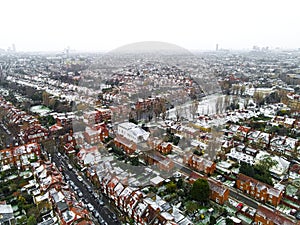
left=216, top=44, right=219, bottom=51
left=12, top=44, right=16, bottom=52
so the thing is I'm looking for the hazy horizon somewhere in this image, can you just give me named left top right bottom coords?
left=1, top=0, right=300, bottom=52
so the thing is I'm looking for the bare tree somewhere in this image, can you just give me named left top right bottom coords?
left=224, top=95, right=230, bottom=111
left=190, top=100, right=199, bottom=119
left=253, top=90, right=264, bottom=105
left=175, top=105, right=183, bottom=121
left=240, top=85, right=246, bottom=96
left=215, top=96, right=224, bottom=114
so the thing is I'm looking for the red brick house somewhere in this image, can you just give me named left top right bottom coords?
left=83, top=108, right=111, bottom=125
left=254, top=205, right=298, bottom=225
left=183, top=153, right=216, bottom=175
left=0, top=143, right=41, bottom=169
left=107, top=177, right=120, bottom=200
left=236, top=174, right=283, bottom=207
left=156, top=142, right=173, bottom=154
left=61, top=206, right=91, bottom=225
left=114, top=135, right=137, bottom=155
left=20, top=124, right=49, bottom=144
left=144, top=151, right=174, bottom=172
left=207, top=178, right=230, bottom=205
left=63, top=142, right=76, bottom=155
left=188, top=173, right=229, bottom=205
left=84, top=125, right=108, bottom=145
left=76, top=146, right=100, bottom=167
left=56, top=114, right=74, bottom=127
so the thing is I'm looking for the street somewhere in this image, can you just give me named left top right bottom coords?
left=52, top=152, right=121, bottom=225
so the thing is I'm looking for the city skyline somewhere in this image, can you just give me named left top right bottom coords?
left=1, top=0, right=300, bottom=52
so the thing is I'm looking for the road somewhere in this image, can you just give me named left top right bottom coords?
left=229, top=187, right=258, bottom=209
left=174, top=160, right=260, bottom=210
left=52, top=152, right=121, bottom=225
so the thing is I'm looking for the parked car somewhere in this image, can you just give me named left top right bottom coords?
left=98, top=199, right=104, bottom=206
left=98, top=216, right=107, bottom=225
left=220, top=176, right=227, bottom=182
left=93, top=192, right=99, bottom=199
left=87, top=186, right=93, bottom=193
left=67, top=164, right=73, bottom=170
left=111, top=213, right=118, bottom=221
left=216, top=175, right=222, bottom=180
left=77, top=175, right=83, bottom=182
left=87, top=203, right=94, bottom=212
left=236, top=203, right=243, bottom=210
left=295, top=211, right=300, bottom=220
left=93, top=210, right=100, bottom=218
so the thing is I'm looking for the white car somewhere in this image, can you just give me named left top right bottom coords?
left=67, top=164, right=73, bottom=170
left=78, top=175, right=83, bottom=182
left=87, top=203, right=94, bottom=212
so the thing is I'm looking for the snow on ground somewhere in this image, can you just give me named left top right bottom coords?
left=30, top=105, right=51, bottom=116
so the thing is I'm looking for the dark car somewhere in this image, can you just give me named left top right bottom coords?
left=93, top=210, right=100, bottom=218
left=295, top=211, right=300, bottom=220
left=98, top=199, right=104, bottom=206
left=220, top=176, right=226, bottom=182
left=87, top=186, right=93, bottom=193
left=111, top=213, right=118, bottom=221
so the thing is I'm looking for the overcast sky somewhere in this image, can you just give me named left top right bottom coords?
left=1, top=0, right=300, bottom=52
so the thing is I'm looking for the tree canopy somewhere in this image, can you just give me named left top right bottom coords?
left=190, top=178, right=210, bottom=203
left=239, top=156, right=278, bottom=185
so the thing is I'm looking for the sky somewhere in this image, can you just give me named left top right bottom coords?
left=1, top=0, right=300, bottom=52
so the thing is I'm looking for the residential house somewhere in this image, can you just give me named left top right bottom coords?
left=107, top=177, right=120, bottom=201
left=84, top=125, right=108, bottom=145
left=289, top=164, right=300, bottom=180
left=55, top=112, right=74, bottom=127
left=77, top=146, right=101, bottom=167
left=0, top=204, right=15, bottom=225
left=83, top=108, right=111, bottom=125
left=144, top=151, right=174, bottom=172
left=254, top=151, right=290, bottom=180
left=235, top=126, right=251, bottom=142
left=0, top=143, right=41, bottom=170
left=124, top=190, right=145, bottom=219
left=183, top=153, right=216, bottom=175
left=256, top=132, right=271, bottom=149
left=117, top=122, right=150, bottom=144
left=118, top=186, right=136, bottom=212
left=113, top=182, right=125, bottom=206
left=270, top=135, right=286, bottom=154
left=20, top=124, right=49, bottom=144
left=236, top=173, right=283, bottom=207
left=254, top=205, right=298, bottom=225
left=61, top=206, right=90, bottom=225
left=114, top=135, right=137, bottom=155
left=207, top=178, right=230, bottom=205
left=156, top=142, right=173, bottom=155
left=114, top=122, right=149, bottom=154
left=282, top=137, right=298, bottom=157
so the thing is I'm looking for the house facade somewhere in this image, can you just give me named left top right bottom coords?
left=183, top=153, right=216, bottom=175
left=236, top=173, right=283, bottom=207
left=254, top=205, right=298, bottom=225
left=207, top=179, right=230, bottom=205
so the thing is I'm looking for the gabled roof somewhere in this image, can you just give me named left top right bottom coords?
left=256, top=205, right=296, bottom=225
left=208, top=178, right=228, bottom=196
